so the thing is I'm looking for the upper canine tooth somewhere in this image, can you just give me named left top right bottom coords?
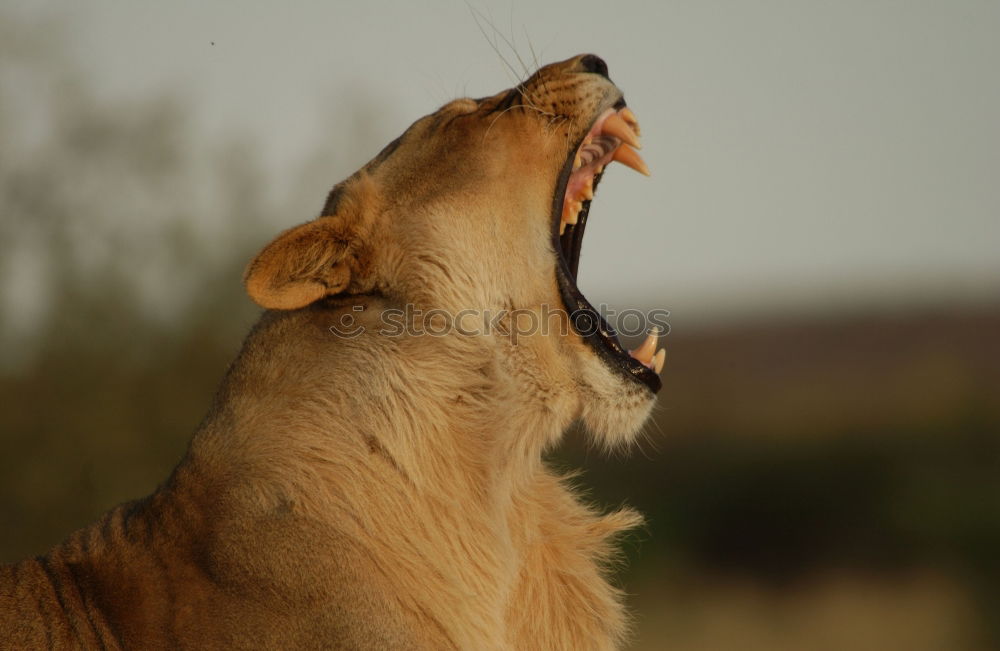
left=612, top=145, right=650, bottom=176
left=620, top=107, right=641, bottom=136
left=602, top=114, right=641, bottom=149
left=573, top=153, right=582, bottom=170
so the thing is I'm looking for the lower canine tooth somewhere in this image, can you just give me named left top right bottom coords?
left=582, top=178, right=594, bottom=200
left=630, top=327, right=659, bottom=365
left=652, top=348, right=666, bottom=373
left=612, top=145, right=650, bottom=176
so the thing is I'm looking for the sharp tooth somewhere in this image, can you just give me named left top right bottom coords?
left=620, top=107, right=641, bottom=136
left=612, top=145, right=650, bottom=176
left=583, top=135, right=593, bottom=146
left=573, top=153, right=582, bottom=171
left=560, top=220, right=567, bottom=235
left=630, top=327, right=659, bottom=365
left=582, top=178, right=594, bottom=200
left=567, top=200, right=581, bottom=225
left=602, top=114, right=641, bottom=149
left=562, top=199, right=581, bottom=228
left=652, top=348, right=666, bottom=374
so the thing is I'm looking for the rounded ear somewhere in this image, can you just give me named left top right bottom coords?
left=244, top=219, right=352, bottom=310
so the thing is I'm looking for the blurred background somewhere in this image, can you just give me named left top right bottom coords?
left=1, top=2, right=998, bottom=649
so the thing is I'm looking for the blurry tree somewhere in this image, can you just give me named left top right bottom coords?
left=0, top=11, right=392, bottom=559
left=0, top=11, right=267, bottom=557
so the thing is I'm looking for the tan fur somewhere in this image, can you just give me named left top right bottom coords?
left=0, top=55, right=656, bottom=650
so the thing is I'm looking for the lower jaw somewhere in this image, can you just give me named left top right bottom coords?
left=549, top=108, right=661, bottom=394
left=554, top=249, right=662, bottom=395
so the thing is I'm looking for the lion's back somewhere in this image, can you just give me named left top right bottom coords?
left=0, top=558, right=98, bottom=650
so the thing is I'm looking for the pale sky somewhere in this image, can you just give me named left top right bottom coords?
left=6, top=0, right=1000, bottom=324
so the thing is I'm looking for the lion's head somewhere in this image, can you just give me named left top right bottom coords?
left=244, top=54, right=662, bottom=447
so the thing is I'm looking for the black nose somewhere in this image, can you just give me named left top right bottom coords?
left=579, top=54, right=609, bottom=79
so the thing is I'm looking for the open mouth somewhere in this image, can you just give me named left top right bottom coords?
left=552, top=102, right=663, bottom=393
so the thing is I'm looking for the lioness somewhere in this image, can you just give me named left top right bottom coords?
left=0, top=54, right=663, bottom=650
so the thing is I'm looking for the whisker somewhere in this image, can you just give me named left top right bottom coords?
left=467, top=3, right=522, bottom=87
left=503, top=5, right=533, bottom=80
left=523, top=29, right=550, bottom=96
left=466, top=8, right=559, bottom=122
left=482, top=103, right=560, bottom=144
